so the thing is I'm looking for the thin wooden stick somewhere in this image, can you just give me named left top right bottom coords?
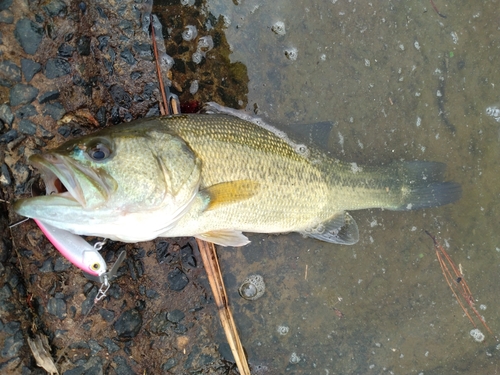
left=151, top=22, right=169, bottom=116
left=425, top=231, right=494, bottom=337
left=196, top=239, right=251, bottom=375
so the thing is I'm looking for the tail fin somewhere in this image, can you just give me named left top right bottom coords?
left=393, top=161, right=461, bottom=211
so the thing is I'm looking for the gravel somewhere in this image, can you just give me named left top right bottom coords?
left=9, top=83, right=39, bottom=106
left=14, top=18, right=43, bottom=55
left=20, top=58, right=41, bottom=82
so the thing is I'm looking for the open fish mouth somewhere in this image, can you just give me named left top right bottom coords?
left=29, top=153, right=115, bottom=209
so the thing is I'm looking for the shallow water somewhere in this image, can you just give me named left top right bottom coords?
left=201, top=1, right=500, bottom=373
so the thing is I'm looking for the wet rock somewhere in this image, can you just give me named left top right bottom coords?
left=120, top=48, right=136, bottom=65
left=0, top=61, right=21, bottom=87
left=113, top=356, right=134, bottom=375
left=109, top=85, right=131, bottom=108
left=57, top=43, right=75, bottom=57
left=146, top=104, right=160, bottom=117
left=47, top=297, right=67, bottom=320
left=97, top=35, right=110, bottom=51
left=167, top=268, right=189, bottom=291
left=162, top=358, right=177, bottom=371
left=43, top=0, right=67, bottom=17
left=145, top=289, right=158, bottom=299
left=39, top=124, right=54, bottom=139
left=0, top=104, right=14, bottom=126
left=133, top=42, right=153, bottom=60
left=39, top=90, right=60, bottom=104
left=95, top=106, right=106, bottom=126
left=99, top=308, right=115, bottom=322
left=167, top=309, right=185, bottom=323
left=45, top=58, right=71, bottom=79
left=0, top=9, right=13, bottom=24
left=81, top=286, right=98, bottom=315
left=53, top=257, right=71, bottom=271
left=181, top=243, right=197, bottom=269
left=102, top=337, right=120, bottom=353
left=88, top=339, right=102, bottom=355
left=0, top=129, right=17, bottom=143
left=1, top=330, right=23, bottom=358
left=114, top=308, right=142, bottom=339
left=18, top=119, right=37, bottom=135
left=10, top=84, right=39, bottom=106
left=20, top=58, right=41, bottom=82
left=155, top=240, right=171, bottom=264
left=0, top=0, right=13, bottom=11
left=15, top=104, right=38, bottom=119
left=149, top=312, right=170, bottom=334
left=15, top=18, right=43, bottom=55
left=1, top=163, right=12, bottom=186
left=77, top=36, right=91, bottom=56
left=43, top=102, right=65, bottom=120
left=130, top=71, right=141, bottom=80
left=57, top=125, right=71, bottom=137
left=107, top=283, right=123, bottom=300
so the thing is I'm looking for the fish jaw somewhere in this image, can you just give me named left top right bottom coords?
left=30, top=152, right=116, bottom=209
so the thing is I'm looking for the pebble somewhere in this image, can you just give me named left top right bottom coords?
left=162, top=358, right=177, bottom=371
left=1, top=163, right=12, bottom=187
left=18, top=119, right=37, bottom=135
left=43, top=0, right=67, bottom=17
left=114, top=308, right=142, bottom=338
left=1, top=330, right=23, bottom=358
left=53, top=257, right=71, bottom=271
left=10, top=84, right=39, bottom=106
left=47, top=298, right=67, bottom=320
left=20, top=58, right=41, bottom=82
left=120, top=47, right=136, bottom=65
left=38, top=90, right=60, bottom=104
left=167, top=309, right=185, bottom=323
left=0, top=0, right=13, bottom=11
left=15, top=104, right=38, bottom=119
left=45, top=58, right=71, bottom=79
left=43, top=102, right=65, bottom=120
left=167, top=268, right=189, bottom=291
left=113, top=356, right=134, bottom=375
left=102, top=337, right=120, bottom=353
left=0, top=61, right=21, bottom=87
left=99, top=308, right=115, bottom=322
left=96, top=106, right=106, bottom=126
left=130, top=71, right=141, bottom=80
left=181, top=243, right=197, bottom=269
left=57, top=43, right=75, bottom=57
left=88, top=339, right=102, bottom=355
left=0, top=129, right=18, bottom=143
left=0, top=104, right=14, bottom=125
left=0, top=9, right=14, bottom=24
left=133, top=42, right=153, bottom=60
left=109, top=85, right=131, bottom=108
left=97, top=35, right=110, bottom=51
left=149, top=312, right=171, bottom=334
left=57, top=125, right=71, bottom=137
left=15, top=18, right=43, bottom=55
left=77, top=36, right=90, bottom=55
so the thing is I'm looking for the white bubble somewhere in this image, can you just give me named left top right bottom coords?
left=182, top=25, right=197, bottom=41
left=284, top=47, right=298, bottom=61
left=289, top=352, right=301, bottom=364
left=198, top=36, right=214, bottom=52
left=277, top=325, right=289, bottom=335
left=189, top=80, right=199, bottom=95
left=470, top=328, right=485, bottom=342
left=271, top=21, right=286, bottom=35
left=192, top=51, right=203, bottom=64
left=414, top=40, right=421, bottom=50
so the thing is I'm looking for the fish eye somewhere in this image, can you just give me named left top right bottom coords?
left=88, top=143, right=111, bottom=161
left=91, top=263, right=101, bottom=271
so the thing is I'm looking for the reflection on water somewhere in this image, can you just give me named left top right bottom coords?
left=200, top=1, right=500, bottom=374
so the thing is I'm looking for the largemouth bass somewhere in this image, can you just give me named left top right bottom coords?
left=13, top=111, right=461, bottom=246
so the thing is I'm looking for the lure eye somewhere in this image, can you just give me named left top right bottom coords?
left=91, top=263, right=101, bottom=271
left=88, top=143, right=111, bottom=161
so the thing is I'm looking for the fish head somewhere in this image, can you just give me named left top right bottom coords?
left=14, top=120, right=202, bottom=239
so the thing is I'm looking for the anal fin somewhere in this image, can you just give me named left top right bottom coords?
left=301, top=211, right=359, bottom=245
left=196, top=230, right=250, bottom=247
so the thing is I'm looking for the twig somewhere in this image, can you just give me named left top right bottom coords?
left=430, top=0, right=447, bottom=18
left=196, top=239, right=251, bottom=375
left=151, top=21, right=169, bottom=115
left=425, top=231, right=495, bottom=338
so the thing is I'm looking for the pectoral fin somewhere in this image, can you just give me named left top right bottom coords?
left=202, top=180, right=260, bottom=211
left=196, top=230, right=250, bottom=247
left=301, top=211, right=359, bottom=245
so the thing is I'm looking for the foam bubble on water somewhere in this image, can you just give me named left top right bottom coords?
left=271, top=21, right=286, bottom=35
left=470, top=328, right=485, bottom=342
left=198, top=36, right=214, bottom=51
left=189, top=80, right=199, bottom=95
left=486, top=105, right=500, bottom=122
left=289, top=352, right=301, bottom=364
left=277, top=325, right=289, bottom=335
left=192, top=51, right=203, bottom=64
left=182, top=25, right=197, bottom=41
left=284, top=47, right=298, bottom=61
